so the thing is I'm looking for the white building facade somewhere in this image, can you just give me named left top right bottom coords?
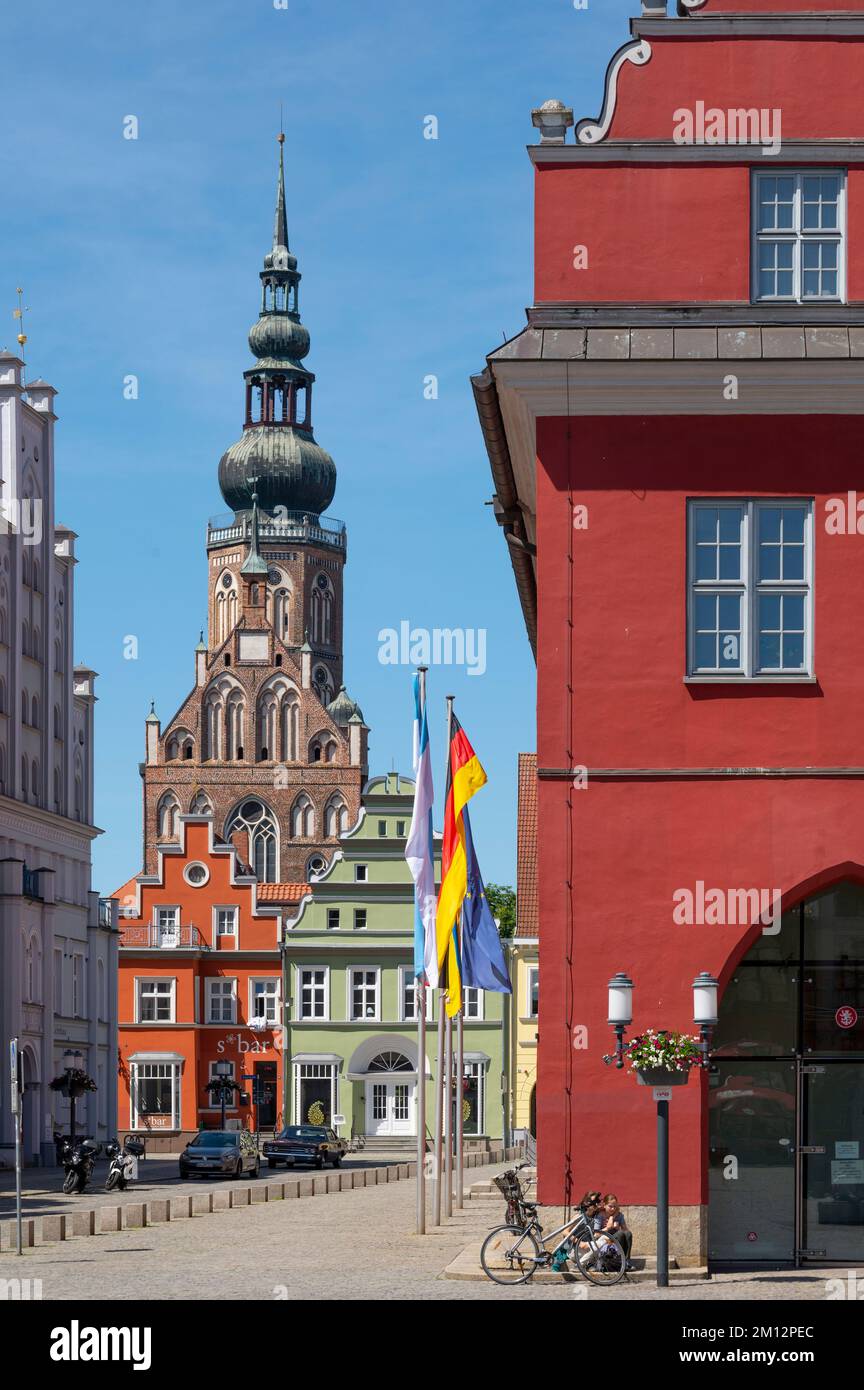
left=0, top=351, right=118, bottom=1165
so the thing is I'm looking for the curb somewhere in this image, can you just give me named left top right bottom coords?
left=0, top=1147, right=521, bottom=1253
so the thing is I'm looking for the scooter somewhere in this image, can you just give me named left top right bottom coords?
left=54, top=1132, right=102, bottom=1194
left=104, top=1135, right=146, bottom=1191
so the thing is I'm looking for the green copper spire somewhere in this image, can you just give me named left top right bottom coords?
left=241, top=492, right=269, bottom=576
left=273, top=133, right=290, bottom=257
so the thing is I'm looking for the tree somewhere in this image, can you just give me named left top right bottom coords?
left=486, top=883, right=516, bottom=939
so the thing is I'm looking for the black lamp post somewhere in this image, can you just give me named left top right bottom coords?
left=605, top=969, right=719, bottom=1289
left=213, top=1060, right=234, bottom=1129
left=63, top=1048, right=83, bottom=1144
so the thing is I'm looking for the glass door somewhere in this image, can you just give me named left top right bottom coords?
left=708, top=1060, right=796, bottom=1262
left=802, top=1063, right=864, bottom=1261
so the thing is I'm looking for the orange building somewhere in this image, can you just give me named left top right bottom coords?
left=116, top=816, right=303, bottom=1149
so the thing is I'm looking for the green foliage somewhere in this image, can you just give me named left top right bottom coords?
left=485, top=882, right=516, bottom=939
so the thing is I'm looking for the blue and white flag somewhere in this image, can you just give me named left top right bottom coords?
left=405, top=675, right=437, bottom=983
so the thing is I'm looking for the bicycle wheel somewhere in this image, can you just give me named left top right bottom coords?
left=480, top=1224, right=542, bottom=1285
left=574, top=1237, right=626, bottom=1287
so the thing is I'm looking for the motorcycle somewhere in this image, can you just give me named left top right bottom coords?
left=54, top=1132, right=102, bottom=1194
left=104, top=1135, right=146, bottom=1191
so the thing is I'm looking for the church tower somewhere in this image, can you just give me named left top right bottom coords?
left=141, top=137, right=368, bottom=884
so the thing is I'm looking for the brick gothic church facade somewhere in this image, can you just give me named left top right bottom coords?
left=138, top=137, right=368, bottom=891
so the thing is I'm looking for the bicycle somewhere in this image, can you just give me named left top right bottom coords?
left=480, top=1167, right=627, bottom=1287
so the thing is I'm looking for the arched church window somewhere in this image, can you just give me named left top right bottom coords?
left=291, top=792, right=315, bottom=838
left=190, top=791, right=213, bottom=815
left=324, top=794, right=349, bottom=837
left=225, top=799, right=278, bottom=883
left=157, top=791, right=181, bottom=841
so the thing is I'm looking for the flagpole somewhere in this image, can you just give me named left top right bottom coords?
left=414, top=665, right=428, bottom=1236
left=433, top=988, right=444, bottom=1226
left=456, top=1006, right=464, bottom=1209
left=444, top=1007, right=453, bottom=1217
left=442, top=694, right=456, bottom=1220
left=417, top=977, right=426, bottom=1234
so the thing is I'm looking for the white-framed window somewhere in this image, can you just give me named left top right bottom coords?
left=206, top=977, right=236, bottom=1024
left=327, top=909, right=340, bottom=931
left=207, top=1059, right=236, bottom=1110
left=687, top=500, right=813, bottom=679
left=377, top=820, right=387, bottom=837
left=753, top=170, right=845, bottom=303
left=298, top=966, right=329, bottom=1020
left=53, top=947, right=63, bottom=1016
left=463, top=987, right=484, bottom=1020
left=155, top=906, right=180, bottom=948
left=293, top=1061, right=337, bottom=1128
left=396, top=820, right=406, bottom=837
left=136, top=977, right=176, bottom=1023
left=353, top=908, right=367, bottom=931
left=214, top=906, right=238, bottom=941
left=249, top=977, right=280, bottom=1025
left=355, top=864, right=367, bottom=882
left=349, top=968, right=379, bottom=1021
left=527, top=966, right=539, bottom=1019
left=130, top=1061, right=180, bottom=1130
left=71, top=955, right=84, bottom=1017
left=400, top=967, right=433, bottom=1022
left=183, top=861, right=209, bottom=888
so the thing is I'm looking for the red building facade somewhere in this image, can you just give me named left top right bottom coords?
left=475, top=0, right=864, bottom=1267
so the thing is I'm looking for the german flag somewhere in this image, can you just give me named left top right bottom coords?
left=435, top=714, right=487, bottom=1016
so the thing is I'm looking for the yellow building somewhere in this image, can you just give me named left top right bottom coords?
left=509, top=753, right=538, bottom=1148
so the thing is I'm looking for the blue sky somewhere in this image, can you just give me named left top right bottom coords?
left=2, top=0, right=635, bottom=892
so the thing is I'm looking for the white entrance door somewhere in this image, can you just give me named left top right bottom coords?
left=365, top=1080, right=415, bottom=1137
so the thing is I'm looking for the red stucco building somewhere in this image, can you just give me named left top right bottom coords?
left=474, top=0, right=864, bottom=1268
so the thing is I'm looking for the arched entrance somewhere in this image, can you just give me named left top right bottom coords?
left=709, top=879, right=864, bottom=1268
left=346, top=1036, right=430, bottom=1139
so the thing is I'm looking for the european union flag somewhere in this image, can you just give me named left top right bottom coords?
left=461, top=807, right=512, bottom=994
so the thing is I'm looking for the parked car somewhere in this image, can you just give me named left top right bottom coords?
left=179, top=1129, right=260, bottom=1180
left=262, top=1125, right=348, bottom=1170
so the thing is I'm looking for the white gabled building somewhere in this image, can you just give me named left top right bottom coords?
left=0, top=350, right=118, bottom=1165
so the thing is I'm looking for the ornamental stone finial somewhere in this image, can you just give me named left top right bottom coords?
left=531, top=99, right=574, bottom=146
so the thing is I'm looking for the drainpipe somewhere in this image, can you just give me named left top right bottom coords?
left=280, top=935, right=291, bottom=1128
left=502, top=944, right=513, bottom=1151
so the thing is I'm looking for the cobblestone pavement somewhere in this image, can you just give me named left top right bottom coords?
left=0, top=1161, right=854, bottom=1301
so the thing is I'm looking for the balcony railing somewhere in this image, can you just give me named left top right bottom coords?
left=206, top=509, right=346, bottom=553
left=119, top=923, right=210, bottom=950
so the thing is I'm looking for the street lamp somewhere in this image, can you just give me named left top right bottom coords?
left=604, top=969, right=719, bottom=1289
left=63, top=1049, right=84, bottom=1145
left=214, top=1060, right=234, bottom=1130
left=607, top=972, right=634, bottom=1069
left=692, top=972, right=719, bottom=1065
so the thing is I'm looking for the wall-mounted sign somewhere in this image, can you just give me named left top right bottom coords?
left=835, top=1006, right=858, bottom=1030
left=832, top=1159, right=864, bottom=1185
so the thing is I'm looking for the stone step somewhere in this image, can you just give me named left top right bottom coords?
left=443, top=1240, right=707, bottom=1283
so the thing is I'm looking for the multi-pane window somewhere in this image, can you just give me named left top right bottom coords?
left=350, top=968, right=379, bottom=1021
left=299, top=967, right=327, bottom=1020
left=327, top=909, right=340, bottom=931
left=137, top=978, right=175, bottom=1022
left=378, top=820, right=387, bottom=837
left=354, top=908, right=367, bottom=932
left=131, top=1062, right=180, bottom=1129
left=215, top=907, right=237, bottom=938
left=355, top=864, right=368, bottom=882
left=463, top=987, right=483, bottom=1020
left=753, top=172, right=844, bottom=302
left=207, top=978, right=236, bottom=1023
left=688, top=501, right=812, bottom=679
left=396, top=821, right=406, bottom=838
left=401, top=968, right=433, bottom=1022
left=250, top=978, right=279, bottom=1024
left=527, top=967, right=539, bottom=1019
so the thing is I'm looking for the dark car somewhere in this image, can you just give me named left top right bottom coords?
left=262, top=1125, right=348, bottom=1170
left=179, top=1129, right=260, bottom=1180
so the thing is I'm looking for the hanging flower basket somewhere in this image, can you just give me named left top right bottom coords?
left=635, top=1067, right=691, bottom=1087
left=617, top=1029, right=703, bottom=1085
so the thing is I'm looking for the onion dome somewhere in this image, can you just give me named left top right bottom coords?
left=326, top=684, right=365, bottom=727
left=217, top=135, right=336, bottom=520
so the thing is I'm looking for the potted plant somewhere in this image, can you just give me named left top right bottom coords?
left=620, top=1029, right=702, bottom=1086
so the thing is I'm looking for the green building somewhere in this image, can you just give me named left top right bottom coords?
left=281, top=773, right=508, bottom=1146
